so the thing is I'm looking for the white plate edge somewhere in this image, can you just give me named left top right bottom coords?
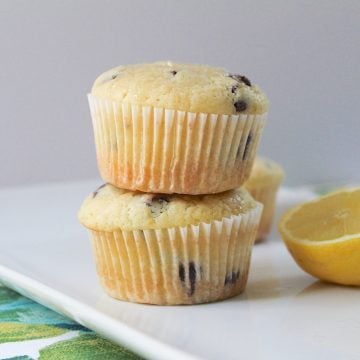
left=0, top=264, right=200, bottom=360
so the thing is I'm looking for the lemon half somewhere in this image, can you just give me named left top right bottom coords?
left=278, top=187, right=360, bottom=286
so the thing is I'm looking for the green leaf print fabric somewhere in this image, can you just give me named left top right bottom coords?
left=0, top=286, right=142, bottom=360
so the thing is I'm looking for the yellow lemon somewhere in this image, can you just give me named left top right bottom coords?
left=278, top=187, right=360, bottom=286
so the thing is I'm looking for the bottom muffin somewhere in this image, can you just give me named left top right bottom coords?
left=78, top=184, right=262, bottom=305
left=244, top=157, right=284, bottom=242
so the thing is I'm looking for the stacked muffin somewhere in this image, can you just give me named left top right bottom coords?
left=79, top=62, right=269, bottom=305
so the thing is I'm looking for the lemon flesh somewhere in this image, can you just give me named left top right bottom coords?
left=279, top=188, right=360, bottom=286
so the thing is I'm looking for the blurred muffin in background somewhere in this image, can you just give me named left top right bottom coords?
left=244, top=157, right=284, bottom=241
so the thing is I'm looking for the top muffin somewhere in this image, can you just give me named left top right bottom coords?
left=91, top=61, right=268, bottom=115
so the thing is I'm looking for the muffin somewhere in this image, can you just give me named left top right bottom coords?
left=78, top=183, right=262, bottom=305
left=244, top=157, right=284, bottom=241
left=88, top=61, right=268, bottom=194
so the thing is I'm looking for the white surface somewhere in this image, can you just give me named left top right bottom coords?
left=0, top=181, right=360, bottom=360
left=1, top=1, right=360, bottom=187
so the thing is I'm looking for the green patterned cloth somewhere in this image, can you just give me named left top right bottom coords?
left=0, top=285, right=141, bottom=359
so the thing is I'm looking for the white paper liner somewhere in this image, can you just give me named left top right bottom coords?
left=87, top=202, right=262, bottom=305
left=88, top=94, right=267, bottom=194
left=247, top=185, right=281, bottom=242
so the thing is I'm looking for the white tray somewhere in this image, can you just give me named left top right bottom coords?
left=0, top=181, right=359, bottom=360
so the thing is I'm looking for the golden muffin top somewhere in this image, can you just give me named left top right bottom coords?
left=78, top=183, right=260, bottom=231
left=244, top=157, right=285, bottom=188
left=91, top=61, right=268, bottom=115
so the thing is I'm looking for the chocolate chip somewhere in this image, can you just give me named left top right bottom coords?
left=240, top=75, right=251, bottom=87
left=243, top=133, right=252, bottom=160
left=179, top=263, right=185, bottom=283
left=231, top=84, right=239, bottom=94
left=155, top=195, right=169, bottom=203
left=111, top=74, right=117, bottom=80
left=92, top=184, right=107, bottom=198
left=236, top=145, right=241, bottom=159
left=170, top=70, right=177, bottom=76
left=145, top=195, right=169, bottom=207
left=145, top=195, right=170, bottom=217
left=178, top=261, right=197, bottom=296
left=224, top=270, right=240, bottom=286
left=188, top=262, right=196, bottom=296
left=234, top=100, right=247, bottom=112
left=228, top=74, right=252, bottom=86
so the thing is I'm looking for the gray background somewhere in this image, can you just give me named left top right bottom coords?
left=1, top=0, right=359, bottom=188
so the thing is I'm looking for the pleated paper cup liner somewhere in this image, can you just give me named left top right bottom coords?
left=88, top=94, right=267, bottom=194
left=247, top=184, right=282, bottom=242
left=87, top=202, right=263, bottom=305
